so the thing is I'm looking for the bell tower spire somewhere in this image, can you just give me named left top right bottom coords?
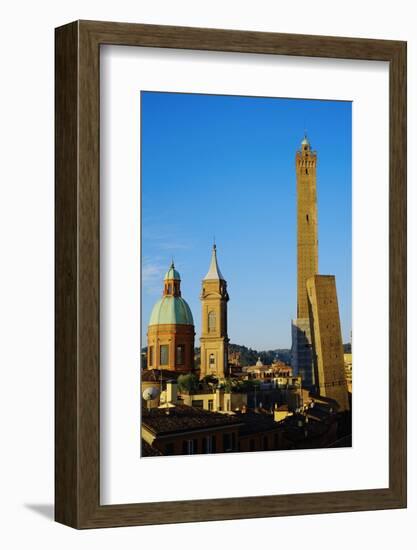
left=200, top=244, right=229, bottom=379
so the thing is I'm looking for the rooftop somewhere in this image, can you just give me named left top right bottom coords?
left=141, top=369, right=182, bottom=382
left=142, top=404, right=243, bottom=436
left=141, top=439, right=163, bottom=457
left=233, top=410, right=281, bottom=436
left=245, top=363, right=292, bottom=373
left=281, top=414, right=334, bottom=445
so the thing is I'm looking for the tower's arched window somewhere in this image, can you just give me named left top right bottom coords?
left=208, top=311, right=216, bottom=332
left=209, top=353, right=216, bottom=368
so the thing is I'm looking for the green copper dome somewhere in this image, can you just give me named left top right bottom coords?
left=164, top=263, right=181, bottom=281
left=149, top=295, right=194, bottom=326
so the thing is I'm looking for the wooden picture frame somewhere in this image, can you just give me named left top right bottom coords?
left=55, top=20, right=407, bottom=528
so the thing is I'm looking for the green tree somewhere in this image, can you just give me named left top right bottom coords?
left=177, top=373, right=199, bottom=393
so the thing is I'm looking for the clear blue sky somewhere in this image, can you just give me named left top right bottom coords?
left=141, top=91, right=351, bottom=350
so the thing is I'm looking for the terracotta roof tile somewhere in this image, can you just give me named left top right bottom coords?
left=142, top=404, right=243, bottom=436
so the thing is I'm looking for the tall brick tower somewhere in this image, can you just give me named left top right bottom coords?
left=200, top=244, right=230, bottom=379
left=291, top=135, right=318, bottom=388
left=306, top=275, right=349, bottom=411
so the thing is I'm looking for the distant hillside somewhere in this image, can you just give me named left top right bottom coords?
left=227, top=344, right=291, bottom=367
left=141, top=342, right=351, bottom=370
left=141, top=345, right=287, bottom=368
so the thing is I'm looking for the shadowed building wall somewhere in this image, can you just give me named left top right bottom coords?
left=291, top=318, right=314, bottom=386
left=291, top=135, right=318, bottom=388
left=306, top=275, right=349, bottom=411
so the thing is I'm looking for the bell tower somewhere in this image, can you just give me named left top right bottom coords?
left=291, top=134, right=318, bottom=388
left=296, top=134, right=318, bottom=318
left=199, top=245, right=229, bottom=379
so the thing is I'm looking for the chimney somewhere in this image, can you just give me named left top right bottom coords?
left=166, top=380, right=178, bottom=404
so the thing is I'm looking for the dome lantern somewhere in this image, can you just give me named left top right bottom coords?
left=301, top=133, right=311, bottom=152
left=164, top=261, right=181, bottom=281
left=163, top=261, right=182, bottom=297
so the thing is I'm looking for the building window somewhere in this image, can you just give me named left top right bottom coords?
left=211, top=435, right=217, bottom=453
left=208, top=311, right=216, bottom=332
left=208, top=399, right=214, bottom=411
left=274, top=433, right=279, bottom=449
left=160, top=344, right=169, bottom=366
left=176, top=344, right=185, bottom=365
left=167, top=283, right=172, bottom=294
left=202, top=436, right=212, bottom=454
left=182, top=439, right=195, bottom=455
left=263, top=436, right=269, bottom=451
left=165, top=443, right=174, bottom=456
left=192, top=399, right=204, bottom=409
left=148, top=346, right=153, bottom=366
left=209, top=353, right=216, bottom=369
left=249, top=439, right=255, bottom=452
left=223, top=433, right=232, bottom=452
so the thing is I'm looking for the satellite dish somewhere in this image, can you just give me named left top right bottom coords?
left=143, top=387, right=160, bottom=401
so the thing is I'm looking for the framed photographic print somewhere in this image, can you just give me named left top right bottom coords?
left=55, top=20, right=406, bottom=528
